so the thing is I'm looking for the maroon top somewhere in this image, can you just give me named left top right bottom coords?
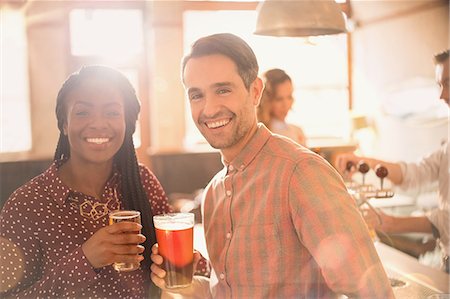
left=0, top=161, right=171, bottom=298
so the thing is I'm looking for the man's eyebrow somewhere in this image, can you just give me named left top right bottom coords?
left=212, top=82, right=234, bottom=88
left=187, top=82, right=235, bottom=94
left=187, top=87, right=201, bottom=94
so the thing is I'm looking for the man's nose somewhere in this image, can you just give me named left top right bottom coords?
left=202, top=96, right=221, bottom=117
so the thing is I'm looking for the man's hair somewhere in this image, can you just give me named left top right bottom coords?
left=434, top=49, right=449, bottom=64
left=181, top=33, right=259, bottom=90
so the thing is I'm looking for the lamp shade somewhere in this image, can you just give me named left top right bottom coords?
left=255, top=0, right=347, bottom=37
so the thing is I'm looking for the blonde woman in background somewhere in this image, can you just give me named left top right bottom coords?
left=257, top=68, right=307, bottom=146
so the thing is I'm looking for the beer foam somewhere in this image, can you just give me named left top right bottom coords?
left=110, top=211, right=140, bottom=220
left=154, top=222, right=193, bottom=231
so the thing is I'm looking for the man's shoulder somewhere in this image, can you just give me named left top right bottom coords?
left=263, top=134, right=320, bottom=164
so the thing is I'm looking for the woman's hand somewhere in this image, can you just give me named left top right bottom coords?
left=82, top=222, right=145, bottom=269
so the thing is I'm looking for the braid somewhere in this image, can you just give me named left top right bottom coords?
left=54, top=133, right=70, bottom=161
left=116, top=135, right=156, bottom=269
left=54, top=70, right=82, bottom=161
left=115, top=136, right=159, bottom=299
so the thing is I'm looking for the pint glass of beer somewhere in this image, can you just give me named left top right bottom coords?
left=109, top=210, right=142, bottom=272
left=153, top=213, right=195, bottom=289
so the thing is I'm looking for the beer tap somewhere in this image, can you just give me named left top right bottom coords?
left=357, top=160, right=370, bottom=186
left=375, top=164, right=388, bottom=190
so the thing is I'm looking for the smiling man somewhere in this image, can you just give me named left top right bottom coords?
left=150, top=33, right=394, bottom=298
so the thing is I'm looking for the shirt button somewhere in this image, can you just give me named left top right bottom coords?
left=226, top=232, right=232, bottom=239
left=226, top=190, right=232, bottom=197
left=219, top=273, right=225, bottom=280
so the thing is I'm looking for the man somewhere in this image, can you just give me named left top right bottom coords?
left=151, top=33, right=394, bottom=298
left=336, top=49, right=449, bottom=273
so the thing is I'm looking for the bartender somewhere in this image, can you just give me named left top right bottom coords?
left=336, top=49, right=449, bottom=273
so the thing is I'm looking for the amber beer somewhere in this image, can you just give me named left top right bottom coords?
left=109, top=210, right=141, bottom=272
left=154, top=213, right=194, bottom=289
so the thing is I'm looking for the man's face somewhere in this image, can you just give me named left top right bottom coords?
left=183, top=54, right=262, bottom=157
left=435, top=58, right=449, bottom=106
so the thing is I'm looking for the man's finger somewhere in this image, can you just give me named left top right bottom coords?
left=151, top=263, right=167, bottom=279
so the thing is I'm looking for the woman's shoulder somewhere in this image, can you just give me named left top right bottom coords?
left=2, top=170, right=50, bottom=212
left=138, top=163, right=155, bottom=179
left=137, top=163, right=164, bottom=187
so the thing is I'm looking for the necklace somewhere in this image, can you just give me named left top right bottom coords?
left=69, top=188, right=121, bottom=220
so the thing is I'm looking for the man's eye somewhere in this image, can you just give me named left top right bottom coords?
left=189, top=93, right=203, bottom=101
left=217, top=88, right=231, bottom=95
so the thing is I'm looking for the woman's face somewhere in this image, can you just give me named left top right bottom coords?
left=270, top=79, right=294, bottom=121
left=63, top=78, right=126, bottom=166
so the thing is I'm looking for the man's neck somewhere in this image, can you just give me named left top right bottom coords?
left=221, top=122, right=258, bottom=163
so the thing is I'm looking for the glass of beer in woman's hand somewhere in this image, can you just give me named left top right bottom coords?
left=109, top=210, right=142, bottom=272
left=153, top=213, right=195, bottom=288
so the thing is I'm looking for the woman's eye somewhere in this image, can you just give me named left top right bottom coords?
left=75, top=111, right=89, bottom=117
left=106, top=111, right=121, bottom=117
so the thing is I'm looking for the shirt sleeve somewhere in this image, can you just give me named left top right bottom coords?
left=288, top=155, right=394, bottom=298
left=0, top=197, right=98, bottom=298
left=398, top=145, right=445, bottom=193
left=427, top=208, right=449, bottom=252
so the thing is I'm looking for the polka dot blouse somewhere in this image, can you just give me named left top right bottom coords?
left=0, top=161, right=171, bottom=298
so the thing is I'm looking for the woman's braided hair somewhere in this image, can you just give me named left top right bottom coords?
left=54, top=66, right=157, bottom=291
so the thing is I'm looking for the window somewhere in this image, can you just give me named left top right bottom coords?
left=0, top=8, right=31, bottom=153
left=69, top=8, right=144, bottom=148
left=69, top=9, right=143, bottom=59
left=183, top=10, right=349, bottom=148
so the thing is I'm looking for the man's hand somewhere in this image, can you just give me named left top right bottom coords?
left=150, top=243, right=211, bottom=299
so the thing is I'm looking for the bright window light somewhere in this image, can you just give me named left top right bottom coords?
left=1, top=8, right=31, bottom=153
left=183, top=10, right=349, bottom=149
left=69, top=9, right=143, bottom=60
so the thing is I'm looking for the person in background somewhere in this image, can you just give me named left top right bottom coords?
left=257, top=68, right=307, bottom=146
left=150, top=33, right=394, bottom=298
left=335, top=49, right=449, bottom=273
left=0, top=66, right=208, bottom=298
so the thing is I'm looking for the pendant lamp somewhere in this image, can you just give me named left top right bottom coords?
left=255, top=0, right=347, bottom=37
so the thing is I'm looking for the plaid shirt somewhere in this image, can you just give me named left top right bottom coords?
left=202, top=124, right=394, bottom=298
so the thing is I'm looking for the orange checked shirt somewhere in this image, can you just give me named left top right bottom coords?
left=202, top=124, right=394, bottom=299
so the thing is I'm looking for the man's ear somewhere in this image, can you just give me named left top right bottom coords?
left=251, top=77, right=264, bottom=107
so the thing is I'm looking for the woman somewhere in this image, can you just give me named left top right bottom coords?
left=1, top=66, right=171, bottom=298
left=257, top=68, right=307, bottom=146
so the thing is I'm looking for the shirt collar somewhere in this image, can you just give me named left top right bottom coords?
left=222, top=123, right=271, bottom=174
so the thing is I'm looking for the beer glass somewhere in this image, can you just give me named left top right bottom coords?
left=109, top=210, right=141, bottom=272
left=153, top=213, right=195, bottom=289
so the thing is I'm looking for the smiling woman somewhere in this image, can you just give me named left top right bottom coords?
left=0, top=66, right=176, bottom=298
